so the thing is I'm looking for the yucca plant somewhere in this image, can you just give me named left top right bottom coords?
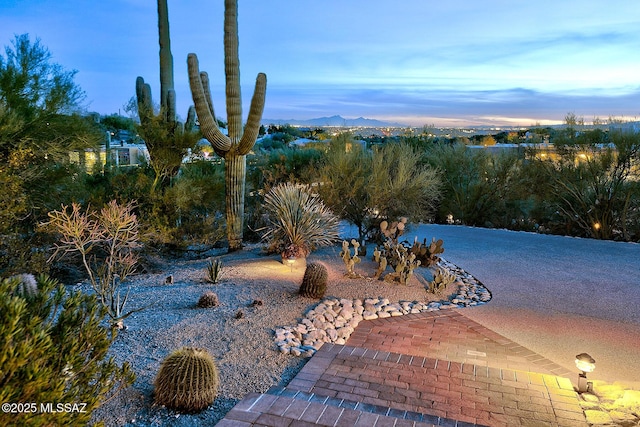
left=262, top=183, right=340, bottom=259
left=205, top=258, right=223, bottom=284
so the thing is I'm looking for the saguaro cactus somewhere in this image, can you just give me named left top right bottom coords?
left=188, top=0, right=267, bottom=252
left=136, top=0, right=197, bottom=193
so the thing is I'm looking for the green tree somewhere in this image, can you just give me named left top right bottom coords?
left=0, top=34, right=100, bottom=274
left=423, top=143, right=525, bottom=227
left=0, top=274, right=134, bottom=426
left=537, top=130, right=640, bottom=240
left=318, top=134, right=372, bottom=241
left=0, top=34, right=99, bottom=219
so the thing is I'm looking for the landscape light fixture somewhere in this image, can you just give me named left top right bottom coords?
left=575, top=353, right=595, bottom=393
left=287, top=256, right=296, bottom=272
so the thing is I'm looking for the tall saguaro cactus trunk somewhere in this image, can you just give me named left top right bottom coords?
left=136, top=0, right=196, bottom=193
left=188, top=0, right=267, bottom=252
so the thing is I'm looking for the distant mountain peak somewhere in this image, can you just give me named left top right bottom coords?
left=263, top=115, right=406, bottom=128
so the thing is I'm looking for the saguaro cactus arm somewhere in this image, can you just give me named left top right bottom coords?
left=238, top=73, right=267, bottom=155
left=187, top=53, right=232, bottom=152
left=135, top=76, right=153, bottom=125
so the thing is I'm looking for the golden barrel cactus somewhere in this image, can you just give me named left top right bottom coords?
left=154, top=347, right=219, bottom=412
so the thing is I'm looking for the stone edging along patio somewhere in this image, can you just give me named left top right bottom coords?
left=274, top=258, right=493, bottom=357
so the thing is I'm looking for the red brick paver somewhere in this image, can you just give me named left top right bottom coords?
left=286, top=342, right=586, bottom=426
left=346, top=309, right=573, bottom=377
left=219, top=309, right=588, bottom=426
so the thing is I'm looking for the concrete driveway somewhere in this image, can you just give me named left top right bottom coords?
left=411, top=224, right=640, bottom=387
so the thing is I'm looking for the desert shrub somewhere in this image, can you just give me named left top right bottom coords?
left=252, top=147, right=323, bottom=190
left=262, top=182, right=340, bottom=258
left=319, top=137, right=441, bottom=243
left=299, top=262, right=328, bottom=298
left=158, top=160, right=226, bottom=247
left=0, top=232, right=51, bottom=277
left=196, top=291, right=220, bottom=308
left=0, top=274, right=135, bottom=426
left=44, top=200, right=144, bottom=328
left=423, top=143, right=526, bottom=228
left=369, top=142, right=441, bottom=226
left=533, top=130, right=640, bottom=240
left=154, top=347, right=219, bottom=412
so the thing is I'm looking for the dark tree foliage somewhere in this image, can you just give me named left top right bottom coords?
left=0, top=274, right=135, bottom=426
left=0, top=34, right=100, bottom=274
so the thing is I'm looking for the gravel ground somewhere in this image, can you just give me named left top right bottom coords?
left=90, top=243, right=452, bottom=426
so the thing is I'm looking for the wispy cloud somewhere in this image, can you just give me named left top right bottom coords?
left=1, top=0, right=639, bottom=126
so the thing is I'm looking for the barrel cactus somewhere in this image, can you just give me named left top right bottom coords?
left=154, top=347, right=219, bottom=412
left=10, top=273, right=38, bottom=298
left=196, top=291, right=219, bottom=308
left=299, top=262, right=328, bottom=299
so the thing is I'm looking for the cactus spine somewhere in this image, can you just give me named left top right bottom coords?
left=154, top=347, right=219, bottom=412
left=299, top=262, right=329, bottom=299
left=188, top=0, right=267, bottom=252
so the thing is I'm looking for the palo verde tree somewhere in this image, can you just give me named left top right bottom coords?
left=136, top=0, right=199, bottom=194
left=188, top=0, right=267, bottom=252
left=0, top=34, right=99, bottom=274
left=0, top=35, right=98, bottom=207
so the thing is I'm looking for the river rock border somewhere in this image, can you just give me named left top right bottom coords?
left=274, top=258, right=492, bottom=357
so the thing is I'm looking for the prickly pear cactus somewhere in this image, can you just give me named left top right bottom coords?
left=411, top=237, right=444, bottom=267
left=197, top=291, right=220, bottom=308
left=379, top=217, right=407, bottom=243
left=299, top=262, right=329, bottom=299
left=428, top=268, right=455, bottom=293
left=154, top=347, right=219, bottom=412
left=339, top=239, right=362, bottom=278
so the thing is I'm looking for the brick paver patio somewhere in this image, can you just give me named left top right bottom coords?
left=218, top=309, right=589, bottom=426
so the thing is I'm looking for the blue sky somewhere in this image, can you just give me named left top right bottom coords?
left=1, top=0, right=639, bottom=126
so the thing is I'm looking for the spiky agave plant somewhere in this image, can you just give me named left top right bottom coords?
left=262, top=183, right=340, bottom=259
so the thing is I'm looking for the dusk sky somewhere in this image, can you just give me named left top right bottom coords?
left=1, top=0, right=639, bottom=127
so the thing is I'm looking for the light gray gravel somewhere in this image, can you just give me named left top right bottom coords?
left=90, top=243, right=453, bottom=426
left=90, top=224, right=640, bottom=426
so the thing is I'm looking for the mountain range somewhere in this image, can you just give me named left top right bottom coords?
left=262, top=115, right=406, bottom=128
